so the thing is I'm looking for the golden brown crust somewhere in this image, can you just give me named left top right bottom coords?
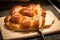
left=10, top=15, right=21, bottom=24
left=4, top=4, right=46, bottom=31
left=31, top=16, right=39, bottom=30
left=27, top=4, right=36, bottom=10
left=10, top=5, right=23, bottom=16
left=19, top=8, right=34, bottom=17
left=20, top=17, right=30, bottom=30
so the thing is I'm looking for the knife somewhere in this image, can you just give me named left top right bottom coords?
left=36, top=4, right=45, bottom=40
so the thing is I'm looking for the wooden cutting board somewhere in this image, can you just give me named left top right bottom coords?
left=0, top=10, right=60, bottom=39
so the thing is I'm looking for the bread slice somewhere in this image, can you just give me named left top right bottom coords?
left=43, top=12, right=55, bottom=28
left=36, top=4, right=44, bottom=29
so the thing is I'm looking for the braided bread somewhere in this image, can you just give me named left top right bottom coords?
left=4, top=4, right=46, bottom=31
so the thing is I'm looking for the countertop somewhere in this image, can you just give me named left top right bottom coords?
left=0, top=0, right=60, bottom=40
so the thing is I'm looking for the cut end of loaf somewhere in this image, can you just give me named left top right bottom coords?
left=43, top=12, right=55, bottom=28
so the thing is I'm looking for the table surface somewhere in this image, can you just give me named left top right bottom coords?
left=0, top=0, right=60, bottom=40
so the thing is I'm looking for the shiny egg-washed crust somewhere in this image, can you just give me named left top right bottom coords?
left=4, top=4, right=46, bottom=31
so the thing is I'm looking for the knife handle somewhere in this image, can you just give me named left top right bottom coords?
left=38, top=30, right=45, bottom=40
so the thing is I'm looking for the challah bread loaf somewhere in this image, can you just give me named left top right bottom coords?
left=4, top=4, right=54, bottom=31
